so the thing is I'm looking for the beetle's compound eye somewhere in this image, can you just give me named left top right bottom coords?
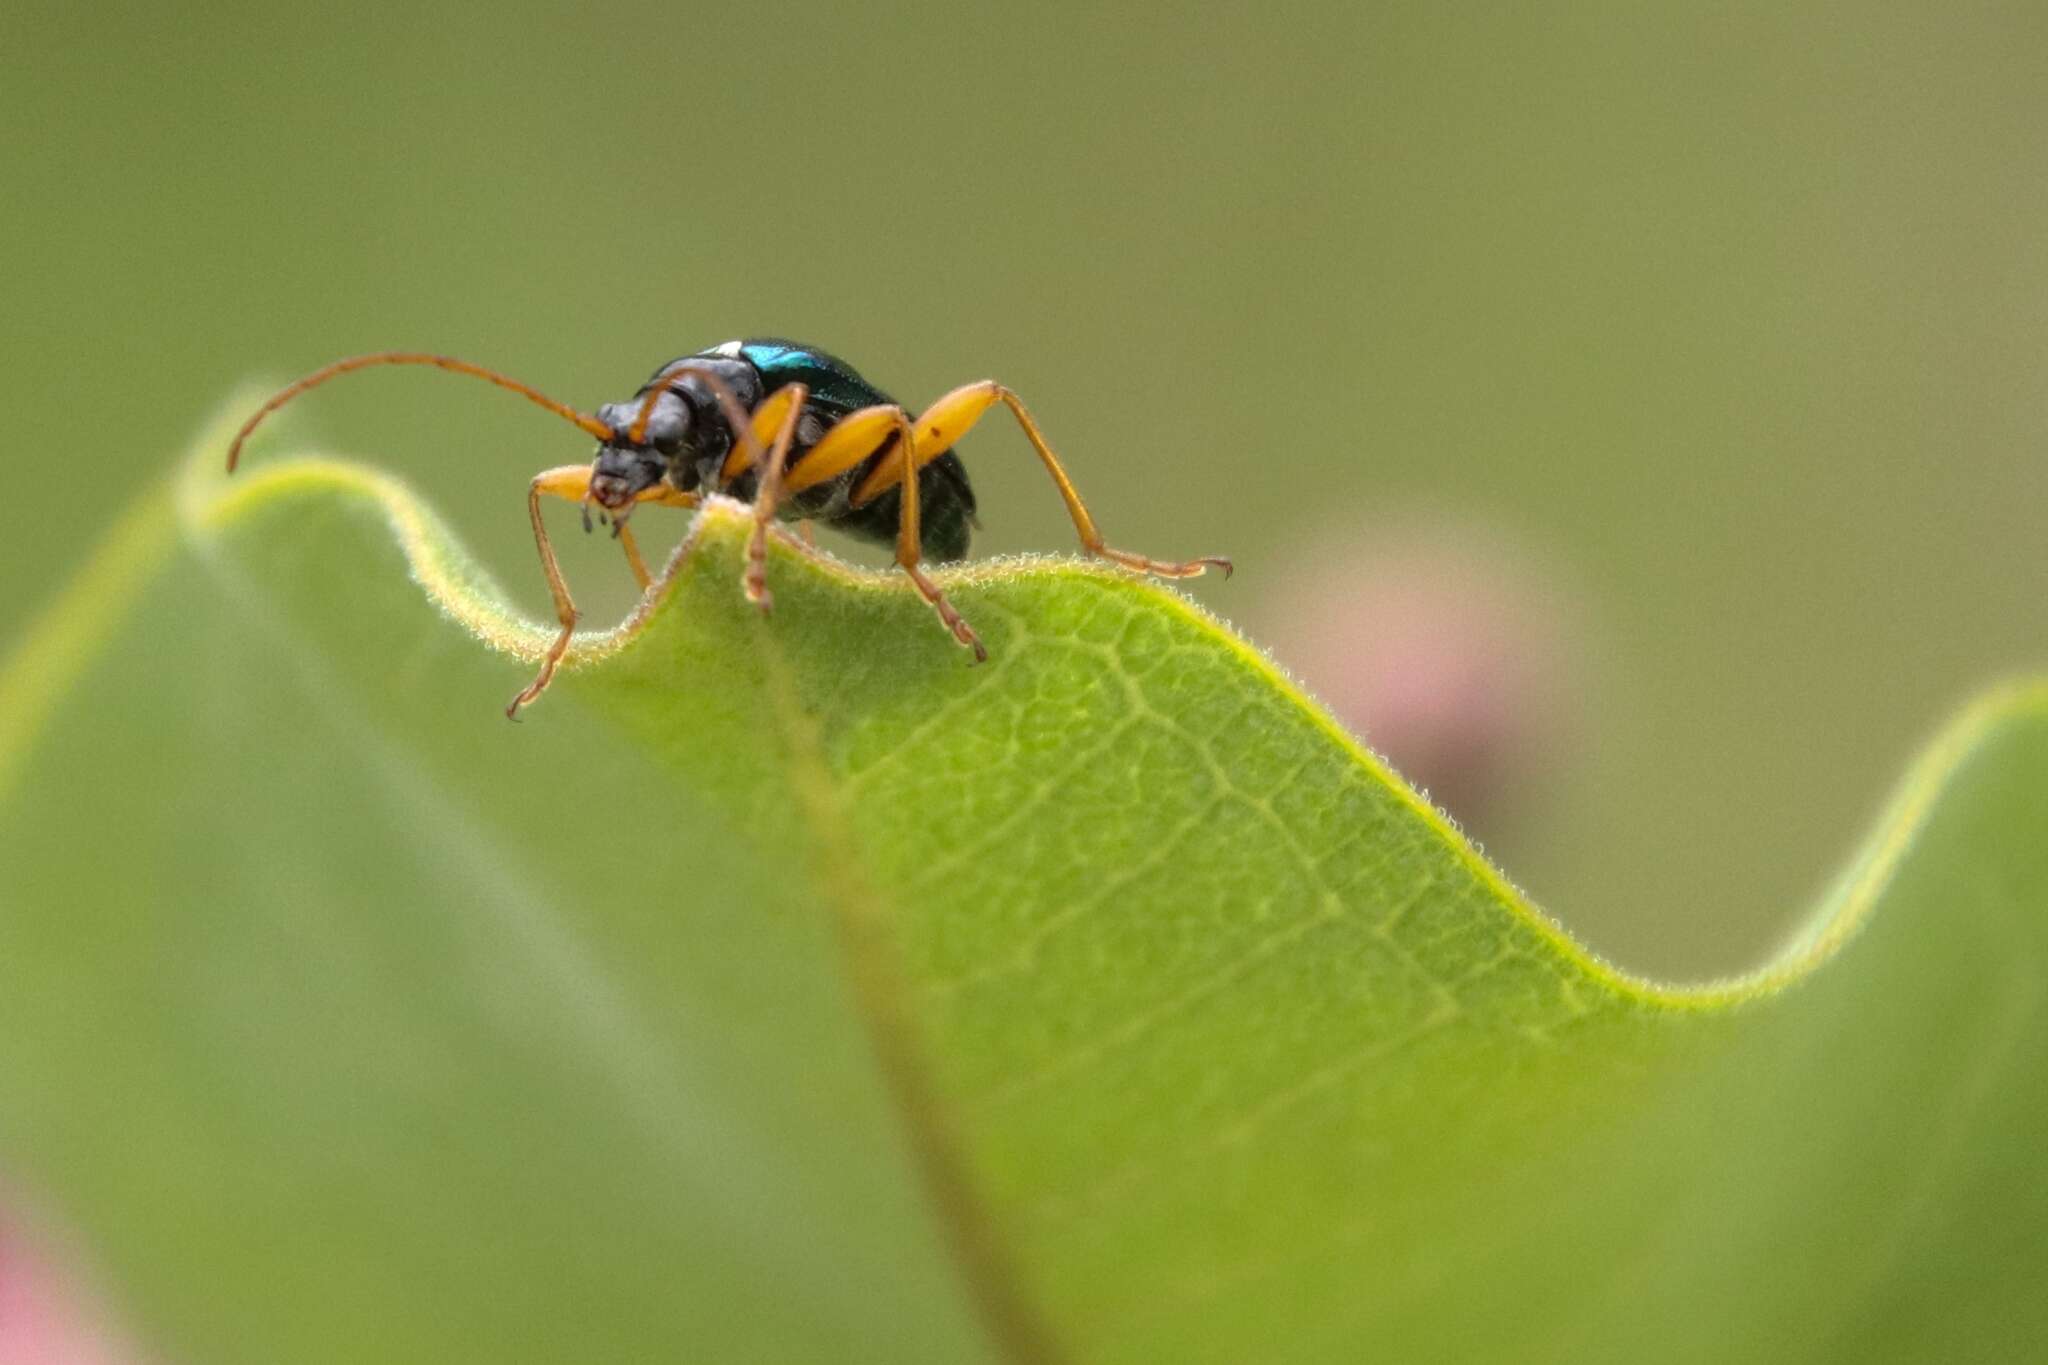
left=639, top=399, right=690, bottom=454
left=595, top=391, right=691, bottom=454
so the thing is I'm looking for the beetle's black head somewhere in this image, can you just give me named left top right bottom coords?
left=587, top=392, right=692, bottom=511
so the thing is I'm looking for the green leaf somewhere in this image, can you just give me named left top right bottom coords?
left=3, top=399, right=2045, bottom=1363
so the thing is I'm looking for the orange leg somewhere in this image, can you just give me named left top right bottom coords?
left=852, top=381, right=1231, bottom=580
left=780, top=404, right=914, bottom=494
left=507, top=464, right=699, bottom=719
left=733, top=384, right=809, bottom=612
left=616, top=521, right=654, bottom=590
left=780, top=402, right=985, bottom=660
left=884, top=412, right=986, bottom=662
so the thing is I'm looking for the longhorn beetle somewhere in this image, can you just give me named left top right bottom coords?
left=227, top=339, right=1231, bottom=717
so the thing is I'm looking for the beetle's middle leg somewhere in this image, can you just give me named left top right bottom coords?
left=508, top=464, right=699, bottom=718
left=714, top=383, right=810, bottom=611
left=777, top=404, right=986, bottom=660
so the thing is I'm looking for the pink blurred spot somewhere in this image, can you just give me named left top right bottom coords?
left=0, top=1213, right=139, bottom=1365
left=1259, top=514, right=1584, bottom=830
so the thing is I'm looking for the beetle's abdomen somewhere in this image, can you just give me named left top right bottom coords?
left=824, top=451, right=976, bottom=562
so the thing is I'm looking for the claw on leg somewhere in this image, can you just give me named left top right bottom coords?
left=507, top=611, right=578, bottom=719
left=905, top=563, right=986, bottom=662
left=742, top=384, right=807, bottom=616
left=1092, top=547, right=1233, bottom=580
left=744, top=542, right=774, bottom=613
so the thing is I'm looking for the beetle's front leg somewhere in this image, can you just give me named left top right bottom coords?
left=508, top=465, right=698, bottom=718
left=508, top=466, right=590, bottom=719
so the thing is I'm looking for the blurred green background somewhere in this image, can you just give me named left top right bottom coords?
left=3, top=0, right=2042, bottom=978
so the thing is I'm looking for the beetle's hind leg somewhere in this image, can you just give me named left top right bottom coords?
left=902, top=561, right=987, bottom=662
left=884, top=421, right=987, bottom=662
left=508, top=464, right=698, bottom=718
left=853, top=381, right=1231, bottom=581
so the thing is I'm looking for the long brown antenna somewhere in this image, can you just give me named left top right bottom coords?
left=225, top=352, right=616, bottom=472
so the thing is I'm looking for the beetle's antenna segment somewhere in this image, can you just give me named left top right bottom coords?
left=225, top=352, right=616, bottom=472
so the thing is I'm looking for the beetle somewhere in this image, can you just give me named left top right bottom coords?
left=227, top=339, right=1230, bottom=717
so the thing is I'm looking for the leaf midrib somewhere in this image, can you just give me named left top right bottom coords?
left=741, top=602, right=1069, bottom=1365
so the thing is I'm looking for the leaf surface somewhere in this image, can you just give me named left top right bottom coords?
left=1, top=403, right=2044, bottom=1363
